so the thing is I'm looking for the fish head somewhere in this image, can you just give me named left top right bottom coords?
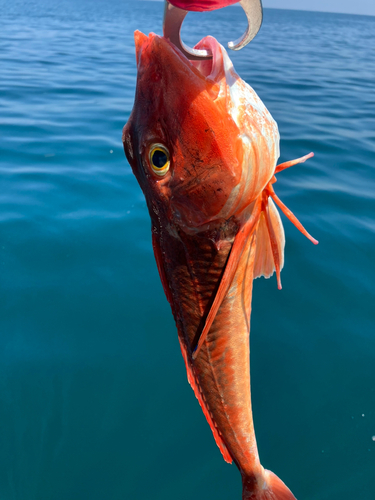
left=123, top=31, right=279, bottom=231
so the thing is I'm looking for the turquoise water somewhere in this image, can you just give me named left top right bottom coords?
left=1, top=0, right=375, bottom=498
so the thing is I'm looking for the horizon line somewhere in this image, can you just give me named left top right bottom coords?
left=136, top=0, right=375, bottom=18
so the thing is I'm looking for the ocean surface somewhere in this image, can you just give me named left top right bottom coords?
left=1, top=0, right=374, bottom=499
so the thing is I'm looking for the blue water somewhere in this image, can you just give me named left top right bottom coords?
left=1, top=0, right=374, bottom=498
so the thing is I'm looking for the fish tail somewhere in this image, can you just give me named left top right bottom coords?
left=242, top=469, right=297, bottom=500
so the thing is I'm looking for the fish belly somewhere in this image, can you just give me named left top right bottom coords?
left=158, top=220, right=262, bottom=478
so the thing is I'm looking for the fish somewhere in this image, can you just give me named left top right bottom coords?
left=123, top=31, right=317, bottom=500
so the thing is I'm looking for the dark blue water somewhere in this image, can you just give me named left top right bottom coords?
left=1, top=0, right=374, bottom=498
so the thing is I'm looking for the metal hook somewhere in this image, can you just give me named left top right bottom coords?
left=163, top=1, right=211, bottom=61
left=228, top=0, right=263, bottom=51
left=163, top=0, right=263, bottom=61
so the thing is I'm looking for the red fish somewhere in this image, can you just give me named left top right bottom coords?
left=123, top=31, right=317, bottom=500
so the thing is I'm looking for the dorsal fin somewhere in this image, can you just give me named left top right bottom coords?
left=178, top=338, right=233, bottom=464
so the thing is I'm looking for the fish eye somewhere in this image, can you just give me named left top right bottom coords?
left=149, top=144, right=170, bottom=177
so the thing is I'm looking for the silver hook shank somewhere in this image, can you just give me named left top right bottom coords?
left=163, top=0, right=263, bottom=61
left=163, top=2, right=212, bottom=61
left=228, top=0, right=263, bottom=51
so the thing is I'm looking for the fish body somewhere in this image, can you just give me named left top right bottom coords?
left=123, top=31, right=315, bottom=499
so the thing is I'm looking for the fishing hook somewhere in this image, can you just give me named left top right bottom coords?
left=163, top=0, right=263, bottom=61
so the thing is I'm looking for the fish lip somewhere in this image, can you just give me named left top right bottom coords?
left=190, top=36, right=226, bottom=83
left=161, top=33, right=225, bottom=84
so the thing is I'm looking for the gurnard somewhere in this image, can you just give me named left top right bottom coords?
left=123, top=31, right=317, bottom=500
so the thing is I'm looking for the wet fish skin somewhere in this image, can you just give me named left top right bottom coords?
left=123, top=31, right=299, bottom=500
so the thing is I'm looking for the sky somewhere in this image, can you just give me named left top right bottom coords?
left=146, top=0, right=375, bottom=17
left=262, top=0, right=375, bottom=17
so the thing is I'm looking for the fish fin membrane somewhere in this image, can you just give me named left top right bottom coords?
left=253, top=198, right=285, bottom=281
left=243, top=470, right=297, bottom=500
left=178, top=338, right=233, bottom=464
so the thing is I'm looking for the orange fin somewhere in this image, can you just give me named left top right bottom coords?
left=178, top=338, right=233, bottom=464
left=243, top=469, right=297, bottom=500
left=275, top=151, right=314, bottom=173
left=268, top=185, right=318, bottom=245
left=272, top=151, right=318, bottom=246
left=254, top=198, right=285, bottom=287
left=192, top=199, right=262, bottom=360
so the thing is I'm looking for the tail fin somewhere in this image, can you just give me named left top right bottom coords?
left=243, top=469, right=297, bottom=500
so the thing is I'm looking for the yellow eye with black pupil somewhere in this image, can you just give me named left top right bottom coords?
left=152, top=150, right=167, bottom=168
left=149, top=145, right=170, bottom=177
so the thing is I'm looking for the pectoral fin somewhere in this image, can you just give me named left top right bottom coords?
left=253, top=198, right=285, bottom=289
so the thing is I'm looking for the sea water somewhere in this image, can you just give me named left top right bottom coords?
left=0, top=0, right=374, bottom=498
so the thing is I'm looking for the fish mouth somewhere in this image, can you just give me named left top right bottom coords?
left=189, top=36, right=226, bottom=81
left=162, top=33, right=229, bottom=85
left=188, top=36, right=239, bottom=100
